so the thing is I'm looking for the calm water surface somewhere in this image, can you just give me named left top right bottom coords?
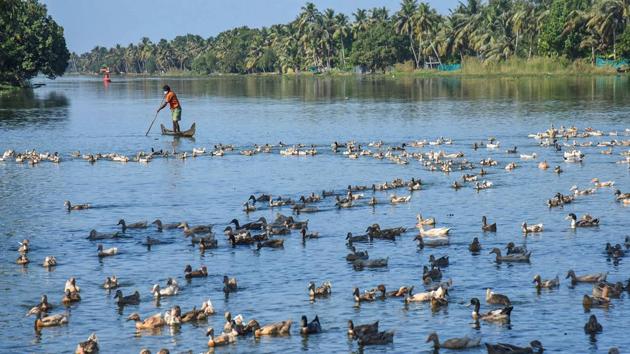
left=0, top=75, right=629, bottom=353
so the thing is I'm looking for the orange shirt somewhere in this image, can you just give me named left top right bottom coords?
left=165, top=91, right=180, bottom=109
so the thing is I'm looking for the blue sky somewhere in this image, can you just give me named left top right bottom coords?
left=41, top=0, right=461, bottom=53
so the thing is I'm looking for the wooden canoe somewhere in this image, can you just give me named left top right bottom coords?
left=161, top=122, right=196, bottom=137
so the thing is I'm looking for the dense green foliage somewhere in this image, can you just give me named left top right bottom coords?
left=0, top=0, right=69, bottom=86
left=69, top=0, right=630, bottom=75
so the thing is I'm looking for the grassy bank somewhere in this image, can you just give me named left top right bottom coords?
left=69, top=57, right=621, bottom=80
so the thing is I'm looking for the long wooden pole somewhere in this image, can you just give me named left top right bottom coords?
left=145, top=99, right=164, bottom=136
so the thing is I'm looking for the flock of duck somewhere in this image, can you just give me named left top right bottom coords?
left=8, top=125, right=630, bottom=353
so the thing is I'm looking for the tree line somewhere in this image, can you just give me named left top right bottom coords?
left=1, top=0, right=69, bottom=87
left=69, top=0, right=630, bottom=75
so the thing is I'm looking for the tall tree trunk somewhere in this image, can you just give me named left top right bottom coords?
left=409, top=32, right=419, bottom=68
left=515, top=31, right=519, bottom=57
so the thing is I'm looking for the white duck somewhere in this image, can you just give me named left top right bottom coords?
left=418, top=224, right=450, bottom=237
left=520, top=153, right=537, bottom=160
left=390, top=194, right=411, bottom=204
left=592, top=178, right=614, bottom=188
left=522, top=222, right=544, bottom=234
left=152, top=279, right=179, bottom=298
left=416, top=214, right=436, bottom=227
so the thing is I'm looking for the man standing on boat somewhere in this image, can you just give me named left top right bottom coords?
left=157, top=85, right=181, bottom=133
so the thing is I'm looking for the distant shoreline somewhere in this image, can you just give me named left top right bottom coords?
left=66, top=57, right=621, bottom=80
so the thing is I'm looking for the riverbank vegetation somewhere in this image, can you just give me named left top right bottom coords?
left=0, top=0, right=70, bottom=87
left=68, top=0, right=630, bottom=76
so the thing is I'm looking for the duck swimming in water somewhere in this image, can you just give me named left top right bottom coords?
left=469, top=297, right=512, bottom=322
left=75, top=333, right=99, bottom=354
left=114, top=290, right=140, bottom=306
left=27, top=294, right=53, bottom=316
left=300, top=315, right=322, bottom=335
left=482, top=216, right=497, bottom=232
left=490, top=248, right=531, bottom=263
left=64, top=201, right=91, bottom=211
left=103, top=276, right=118, bottom=289
left=347, top=320, right=379, bottom=338
left=426, top=332, right=480, bottom=350
left=566, top=270, right=607, bottom=285
left=469, top=237, right=481, bottom=252
left=533, top=274, right=560, bottom=290
left=522, top=222, right=544, bottom=234
left=117, top=219, right=147, bottom=232
left=34, top=312, right=68, bottom=331
left=308, top=281, right=332, bottom=299
left=486, top=288, right=511, bottom=306
left=127, top=313, right=166, bottom=330
left=584, top=314, right=603, bottom=334
left=485, top=340, right=544, bottom=354
left=566, top=213, right=599, bottom=228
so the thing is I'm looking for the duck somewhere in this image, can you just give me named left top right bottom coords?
left=151, top=279, right=178, bottom=298
left=357, top=330, right=395, bottom=346
left=114, top=290, right=140, bottom=306
left=486, top=288, right=511, bottom=306
left=426, top=332, right=481, bottom=350
left=418, top=224, right=450, bottom=237
left=368, top=196, right=378, bottom=206
left=232, top=217, right=267, bottom=231
left=184, top=265, right=208, bottom=279
left=347, top=320, right=379, bottom=338
left=404, top=285, right=447, bottom=303
left=164, top=306, right=182, bottom=326
left=592, top=178, right=614, bottom=188
left=566, top=213, right=599, bottom=228
left=353, top=257, right=388, bottom=270
left=469, top=297, right=512, bottom=322
left=451, top=181, right=463, bottom=189
left=335, top=196, right=353, bottom=208
left=390, top=194, right=411, bottom=204
left=256, top=239, right=284, bottom=250
left=346, top=232, right=369, bottom=245
left=490, top=248, right=531, bottom=263
left=533, top=274, right=560, bottom=290
left=27, top=295, right=53, bottom=316
left=554, top=165, right=563, bottom=174
left=206, top=327, right=236, bottom=347
left=506, top=242, right=528, bottom=255
left=42, top=256, right=57, bottom=267
left=376, top=284, right=410, bottom=298
left=65, top=278, right=80, bottom=293
left=538, top=160, right=549, bottom=170
left=469, top=237, right=482, bottom=252
left=75, top=333, right=99, bottom=354
left=482, top=216, right=497, bottom=232
left=152, top=219, right=180, bottom=231
left=300, top=227, right=319, bottom=241
left=566, top=270, right=607, bottom=285
left=97, top=244, right=118, bottom=257
left=62, top=290, right=81, bottom=305
left=485, top=340, right=544, bottom=354
left=34, top=312, right=68, bottom=331
left=308, top=281, right=332, bottom=299
left=17, top=254, right=30, bottom=265
left=64, top=201, right=91, bottom=211
left=253, top=320, right=292, bottom=337
left=571, top=185, right=596, bottom=196
left=87, top=229, right=122, bottom=240
left=353, top=287, right=376, bottom=302
left=117, top=219, right=147, bottom=232
left=127, top=313, right=165, bottom=330
left=505, top=162, right=518, bottom=171
left=300, top=315, right=322, bottom=335
left=614, top=189, right=630, bottom=201
left=520, top=153, right=537, bottom=160
left=584, top=314, right=603, bottom=334
left=199, top=237, right=218, bottom=250
left=103, top=276, right=118, bottom=289
left=223, top=275, right=238, bottom=293
left=18, top=239, right=29, bottom=253
left=416, top=214, right=436, bottom=227
left=179, top=222, right=212, bottom=235
left=583, top=287, right=610, bottom=309
left=506, top=146, right=518, bottom=154
left=522, top=222, right=543, bottom=234
left=414, top=234, right=450, bottom=248
left=475, top=180, right=493, bottom=190
left=429, top=255, right=449, bottom=268
left=593, top=282, right=625, bottom=298
left=346, top=246, right=368, bottom=261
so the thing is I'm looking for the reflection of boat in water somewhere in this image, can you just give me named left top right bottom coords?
left=160, top=122, right=196, bottom=138
left=103, top=77, right=111, bottom=83
left=100, top=66, right=111, bottom=83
